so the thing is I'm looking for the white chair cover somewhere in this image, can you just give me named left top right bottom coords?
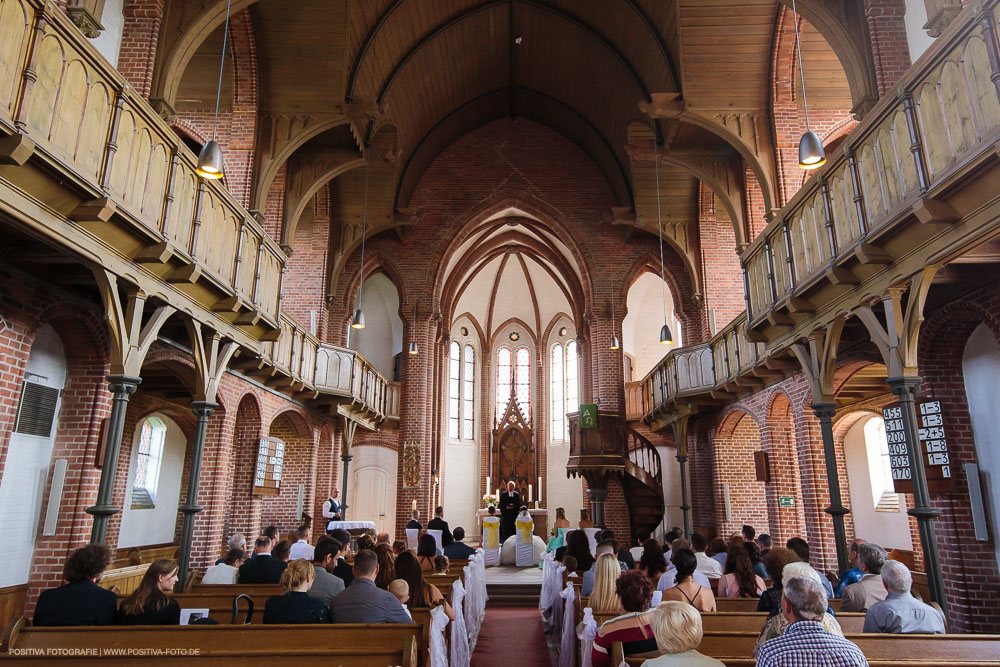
left=540, top=552, right=555, bottom=612
left=450, top=579, right=471, bottom=667
left=558, top=581, right=576, bottom=667
left=405, top=528, right=419, bottom=551
left=428, top=605, right=450, bottom=667
left=427, top=529, right=444, bottom=553
left=550, top=564, right=567, bottom=637
left=577, top=607, right=597, bottom=667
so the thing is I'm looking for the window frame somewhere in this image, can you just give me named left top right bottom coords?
left=549, top=338, right=580, bottom=443
left=131, top=416, right=166, bottom=509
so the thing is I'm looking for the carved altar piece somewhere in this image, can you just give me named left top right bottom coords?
left=492, top=398, right=535, bottom=500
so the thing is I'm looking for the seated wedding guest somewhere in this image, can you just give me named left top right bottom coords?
left=579, top=509, right=595, bottom=529
left=755, top=573, right=863, bottom=666
left=374, top=543, right=397, bottom=590
left=394, top=551, right=455, bottom=620
left=553, top=507, right=571, bottom=534
left=752, top=561, right=845, bottom=657
left=433, top=555, right=449, bottom=575
left=601, top=529, right=635, bottom=569
left=662, top=548, right=716, bottom=612
left=216, top=533, right=246, bottom=565
left=837, top=539, right=867, bottom=596
left=357, top=533, right=377, bottom=553
left=239, top=535, right=287, bottom=584
left=584, top=541, right=629, bottom=595
left=329, top=550, right=412, bottom=623
left=644, top=601, right=725, bottom=666
left=745, top=541, right=768, bottom=579
left=309, top=536, right=345, bottom=605
left=863, top=560, right=945, bottom=634
left=841, top=542, right=889, bottom=612
left=117, top=559, right=181, bottom=625
left=630, top=529, right=651, bottom=564
left=389, top=579, right=413, bottom=620
left=264, top=558, right=330, bottom=624
left=444, top=526, right=477, bottom=559
left=707, top=537, right=728, bottom=570
left=392, top=540, right=407, bottom=556
left=427, top=506, right=454, bottom=547
left=407, top=509, right=423, bottom=530
left=202, top=548, right=244, bottom=584
left=659, top=539, right=711, bottom=591
left=742, top=525, right=756, bottom=543
left=417, top=533, right=438, bottom=572
left=562, top=555, right=579, bottom=575
left=565, top=528, right=595, bottom=571
left=637, top=539, right=668, bottom=587
left=592, top=571, right=658, bottom=667
left=262, top=525, right=279, bottom=548
left=757, top=547, right=801, bottom=615
left=756, top=533, right=773, bottom=556
left=272, top=539, right=292, bottom=563
left=288, top=525, right=314, bottom=561
left=34, top=544, right=117, bottom=626
left=588, top=553, right=624, bottom=613
left=377, top=532, right=391, bottom=545
left=329, top=529, right=355, bottom=586
left=691, top=533, right=723, bottom=577
left=717, top=543, right=766, bottom=599
left=787, top=537, right=834, bottom=599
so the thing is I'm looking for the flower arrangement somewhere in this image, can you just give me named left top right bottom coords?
left=482, top=492, right=499, bottom=508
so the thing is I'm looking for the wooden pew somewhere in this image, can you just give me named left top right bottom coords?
left=111, top=544, right=178, bottom=570
left=1, top=619, right=420, bottom=666
left=590, top=610, right=866, bottom=634
left=609, top=633, right=1000, bottom=666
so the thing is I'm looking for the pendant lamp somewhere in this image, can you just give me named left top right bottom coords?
left=351, top=147, right=371, bottom=330
left=196, top=0, right=232, bottom=179
left=653, top=138, right=674, bottom=345
left=610, top=285, right=621, bottom=350
left=408, top=302, right=419, bottom=355
left=792, top=0, right=826, bottom=170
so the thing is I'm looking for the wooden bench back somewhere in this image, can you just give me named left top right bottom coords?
left=590, top=610, right=865, bottom=634
left=3, top=620, right=420, bottom=666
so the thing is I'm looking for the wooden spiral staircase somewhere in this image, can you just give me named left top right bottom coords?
left=567, top=410, right=665, bottom=542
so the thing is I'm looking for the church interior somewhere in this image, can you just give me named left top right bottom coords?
left=2, top=0, right=1000, bottom=662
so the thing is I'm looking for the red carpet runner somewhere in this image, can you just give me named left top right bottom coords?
left=471, top=606, right=550, bottom=667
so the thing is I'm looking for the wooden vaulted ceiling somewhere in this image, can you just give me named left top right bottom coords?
left=165, top=0, right=858, bottom=288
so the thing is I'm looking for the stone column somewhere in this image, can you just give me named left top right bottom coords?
left=676, top=451, right=691, bottom=539
left=176, top=401, right=216, bottom=591
left=88, top=375, right=141, bottom=544
left=887, top=376, right=947, bottom=614
left=812, top=402, right=850, bottom=573
left=588, top=487, right=608, bottom=527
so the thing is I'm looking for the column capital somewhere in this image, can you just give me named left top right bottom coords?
left=587, top=488, right=609, bottom=502
left=810, top=402, right=837, bottom=419
left=191, top=401, right=218, bottom=417
left=886, top=375, right=922, bottom=393
left=106, top=374, right=142, bottom=394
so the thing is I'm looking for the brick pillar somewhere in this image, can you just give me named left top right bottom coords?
left=597, top=289, right=625, bottom=415
left=118, top=0, right=165, bottom=99
left=395, top=314, right=434, bottom=536
left=866, top=0, right=912, bottom=95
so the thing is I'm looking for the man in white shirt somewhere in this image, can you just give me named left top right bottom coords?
left=658, top=538, right=712, bottom=591
left=691, top=532, right=723, bottom=577
left=322, top=489, right=342, bottom=534
left=289, top=524, right=315, bottom=561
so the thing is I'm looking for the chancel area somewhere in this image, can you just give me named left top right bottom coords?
left=2, top=0, right=1000, bottom=664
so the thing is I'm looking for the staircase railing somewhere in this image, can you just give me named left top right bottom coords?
left=625, top=428, right=663, bottom=501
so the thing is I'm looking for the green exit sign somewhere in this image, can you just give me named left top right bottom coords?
left=779, top=496, right=795, bottom=507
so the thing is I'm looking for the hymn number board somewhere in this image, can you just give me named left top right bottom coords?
left=882, top=400, right=955, bottom=494
left=254, top=437, right=285, bottom=497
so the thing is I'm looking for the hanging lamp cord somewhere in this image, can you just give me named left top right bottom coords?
left=654, top=138, right=669, bottom=333
left=211, top=0, right=232, bottom=142
left=791, top=0, right=812, bottom=132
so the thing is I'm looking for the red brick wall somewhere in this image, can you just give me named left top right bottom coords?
left=117, top=0, right=165, bottom=98
left=282, top=191, right=331, bottom=338
left=865, top=0, right=912, bottom=95
left=697, top=184, right=745, bottom=332
left=713, top=410, right=771, bottom=538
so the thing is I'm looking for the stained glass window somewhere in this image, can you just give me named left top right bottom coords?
left=515, top=347, right=531, bottom=421
left=462, top=345, right=475, bottom=440
left=496, top=347, right=512, bottom=423
left=550, top=343, right=564, bottom=441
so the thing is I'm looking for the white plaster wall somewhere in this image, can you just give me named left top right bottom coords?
left=89, top=0, right=124, bottom=67
left=904, top=0, right=936, bottom=63
left=657, top=445, right=685, bottom=533
left=623, top=272, right=682, bottom=379
left=442, top=440, right=481, bottom=535
left=117, top=415, right=187, bottom=549
left=349, top=274, right=402, bottom=379
left=546, top=440, right=583, bottom=533
left=962, top=323, right=1000, bottom=575
left=347, top=445, right=398, bottom=535
left=843, top=416, right=913, bottom=550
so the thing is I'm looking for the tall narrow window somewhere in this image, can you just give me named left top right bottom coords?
left=566, top=340, right=579, bottom=432
left=462, top=345, right=475, bottom=440
left=550, top=343, right=564, bottom=441
left=496, top=347, right=512, bottom=422
left=515, top=347, right=531, bottom=421
left=132, top=417, right=166, bottom=508
left=864, top=417, right=900, bottom=512
left=448, top=341, right=461, bottom=439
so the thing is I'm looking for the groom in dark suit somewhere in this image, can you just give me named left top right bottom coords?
left=498, top=481, right=521, bottom=543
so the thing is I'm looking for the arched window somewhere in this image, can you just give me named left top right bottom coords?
left=515, top=347, right=531, bottom=421
left=864, top=417, right=899, bottom=511
left=550, top=340, right=580, bottom=441
left=448, top=341, right=461, bottom=439
left=462, top=345, right=475, bottom=440
left=132, top=417, right=166, bottom=508
left=496, top=347, right=512, bottom=421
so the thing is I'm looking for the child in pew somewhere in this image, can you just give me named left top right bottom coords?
left=563, top=555, right=579, bottom=576
left=389, top=579, right=413, bottom=620
left=432, top=555, right=449, bottom=575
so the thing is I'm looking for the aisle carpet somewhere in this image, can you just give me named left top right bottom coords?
left=470, top=606, right=550, bottom=667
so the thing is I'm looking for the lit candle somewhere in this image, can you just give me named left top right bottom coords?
left=411, top=499, right=417, bottom=511
left=538, top=476, right=542, bottom=503
left=486, top=476, right=491, bottom=494
left=528, top=484, right=533, bottom=502
left=495, top=489, right=499, bottom=499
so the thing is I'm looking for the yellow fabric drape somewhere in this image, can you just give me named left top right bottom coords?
left=516, top=517, right=533, bottom=544
left=483, top=518, right=500, bottom=548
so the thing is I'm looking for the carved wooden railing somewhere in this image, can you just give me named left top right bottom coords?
left=742, top=1, right=1000, bottom=331
left=0, top=1, right=284, bottom=327
left=625, top=428, right=663, bottom=501
left=314, top=344, right=389, bottom=422
left=642, top=2, right=1000, bottom=426
left=265, top=313, right=320, bottom=388
left=386, top=381, right=401, bottom=420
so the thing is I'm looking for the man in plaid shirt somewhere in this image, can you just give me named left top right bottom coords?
left=757, top=575, right=869, bottom=666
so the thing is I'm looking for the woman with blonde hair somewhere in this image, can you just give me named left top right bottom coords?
left=263, top=558, right=330, bottom=623
left=117, top=559, right=180, bottom=625
left=589, top=553, right=623, bottom=613
left=644, top=601, right=724, bottom=665
left=553, top=507, right=571, bottom=533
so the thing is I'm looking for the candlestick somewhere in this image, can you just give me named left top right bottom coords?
left=486, top=476, right=491, bottom=495
left=538, top=476, right=542, bottom=503
left=495, top=489, right=499, bottom=499
left=528, top=484, right=533, bottom=502
left=411, top=499, right=417, bottom=511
